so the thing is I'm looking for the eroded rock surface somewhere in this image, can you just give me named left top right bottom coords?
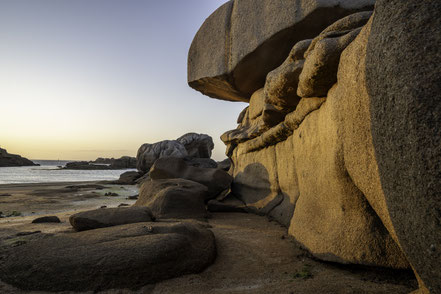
left=188, top=0, right=375, bottom=102
left=177, top=133, right=214, bottom=158
left=366, top=1, right=441, bottom=292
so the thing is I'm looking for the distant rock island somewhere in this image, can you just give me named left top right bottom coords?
left=0, top=148, right=38, bottom=167
left=63, top=156, right=136, bottom=170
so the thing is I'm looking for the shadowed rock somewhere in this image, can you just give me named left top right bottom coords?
left=217, top=158, right=231, bottom=171
left=112, top=171, right=143, bottom=185
left=366, top=1, right=441, bottom=292
left=32, top=216, right=61, bottom=223
left=0, top=148, right=38, bottom=167
left=0, top=222, right=216, bottom=292
left=136, top=140, right=188, bottom=173
left=207, top=199, right=246, bottom=213
left=69, top=206, right=155, bottom=231
left=149, top=157, right=233, bottom=199
left=135, top=179, right=208, bottom=219
left=177, top=133, right=214, bottom=158
left=183, top=157, right=218, bottom=169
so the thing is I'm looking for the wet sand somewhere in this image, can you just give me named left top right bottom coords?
left=0, top=181, right=138, bottom=218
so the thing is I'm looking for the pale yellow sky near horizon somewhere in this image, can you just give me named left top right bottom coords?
left=0, top=0, right=242, bottom=161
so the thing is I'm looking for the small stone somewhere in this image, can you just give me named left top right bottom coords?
left=32, top=216, right=61, bottom=224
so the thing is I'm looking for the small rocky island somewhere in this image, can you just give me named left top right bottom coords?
left=63, top=156, right=136, bottom=170
left=0, top=148, right=38, bottom=167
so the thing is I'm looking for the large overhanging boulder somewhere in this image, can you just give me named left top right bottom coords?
left=188, top=0, right=374, bottom=102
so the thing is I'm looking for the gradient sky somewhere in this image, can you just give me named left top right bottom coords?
left=0, top=0, right=245, bottom=161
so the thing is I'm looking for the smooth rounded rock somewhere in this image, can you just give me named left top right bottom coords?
left=69, top=206, right=155, bottom=231
left=149, top=157, right=233, bottom=199
left=135, top=179, right=209, bottom=219
left=0, top=222, right=216, bottom=292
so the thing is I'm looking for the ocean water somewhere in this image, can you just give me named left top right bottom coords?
left=0, top=160, right=135, bottom=184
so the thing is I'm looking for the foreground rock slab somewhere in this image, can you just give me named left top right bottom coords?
left=0, top=222, right=216, bottom=292
left=69, top=206, right=155, bottom=231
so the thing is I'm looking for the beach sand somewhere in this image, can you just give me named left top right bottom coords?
left=0, top=182, right=417, bottom=294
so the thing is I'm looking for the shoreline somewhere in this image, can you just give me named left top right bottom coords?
left=0, top=181, right=138, bottom=218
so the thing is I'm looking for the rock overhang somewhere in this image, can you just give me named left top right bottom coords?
left=188, top=0, right=375, bottom=103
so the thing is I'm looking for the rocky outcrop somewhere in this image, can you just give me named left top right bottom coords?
left=136, top=133, right=214, bottom=174
left=189, top=1, right=441, bottom=291
left=177, top=133, right=214, bottom=158
left=137, top=140, right=188, bottom=173
left=112, top=171, right=143, bottom=185
left=64, top=161, right=114, bottom=170
left=135, top=178, right=209, bottom=219
left=64, top=156, right=137, bottom=170
left=149, top=157, right=233, bottom=199
left=69, top=207, right=155, bottom=231
left=0, top=222, right=216, bottom=292
left=110, top=156, right=137, bottom=168
left=0, top=148, right=37, bottom=167
left=188, top=0, right=374, bottom=102
left=366, top=1, right=441, bottom=292
left=94, top=156, right=137, bottom=168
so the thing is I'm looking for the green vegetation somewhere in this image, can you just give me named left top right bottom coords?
left=292, top=264, right=313, bottom=280
left=6, top=210, right=22, bottom=217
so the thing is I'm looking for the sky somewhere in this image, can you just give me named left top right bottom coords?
left=0, top=0, right=245, bottom=161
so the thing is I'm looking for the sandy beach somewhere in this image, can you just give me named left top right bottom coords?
left=0, top=182, right=417, bottom=294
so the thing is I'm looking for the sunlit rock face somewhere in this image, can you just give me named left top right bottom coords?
left=188, top=0, right=374, bottom=102
left=189, top=0, right=441, bottom=292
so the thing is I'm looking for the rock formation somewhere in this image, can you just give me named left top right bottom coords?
left=149, top=157, right=232, bottom=199
left=135, top=178, right=209, bottom=219
left=94, top=156, right=137, bottom=168
left=64, top=156, right=137, bottom=170
left=0, top=222, right=216, bottom=292
left=69, top=207, right=155, bottom=231
left=188, top=0, right=441, bottom=292
left=366, top=1, right=441, bottom=292
left=136, top=133, right=214, bottom=174
left=0, top=148, right=37, bottom=167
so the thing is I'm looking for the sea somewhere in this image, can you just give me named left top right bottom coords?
left=0, top=160, right=135, bottom=184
